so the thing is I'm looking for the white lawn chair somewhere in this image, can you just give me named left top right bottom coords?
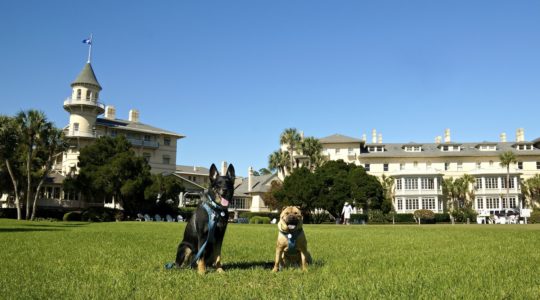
left=154, top=214, right=162, bottom=222
left=177, top=215, right=184, bottom=222
left=135, top=213, right=144, bottom=222
left=166, top=214, right=173, bottom=222
left=143, top=214, right=153, bottom=221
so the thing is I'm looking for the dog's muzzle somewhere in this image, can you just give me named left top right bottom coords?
left=284, top=216, right=299, bottom=229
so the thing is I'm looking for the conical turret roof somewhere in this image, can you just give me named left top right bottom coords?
left=71, top=63, right=102, bottom=90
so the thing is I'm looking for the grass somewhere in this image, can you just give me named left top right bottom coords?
left=0, top=219, right=539, bottom=299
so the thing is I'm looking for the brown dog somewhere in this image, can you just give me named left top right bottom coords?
left=272, top=206, right=312, bottom=272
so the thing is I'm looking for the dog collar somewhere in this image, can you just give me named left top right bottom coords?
left=279, top=228, right=303, bottom=253
left=206, top=194, right=228, bottom=214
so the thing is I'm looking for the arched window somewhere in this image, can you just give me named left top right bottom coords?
left=86, top=90, right=91, bottom=100
left=76, top=89, right=81, bottom=100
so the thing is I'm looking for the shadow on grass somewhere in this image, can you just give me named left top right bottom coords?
left=223, top=259, right=325, bottom=270
left=0, top=227, right=65, bottom=233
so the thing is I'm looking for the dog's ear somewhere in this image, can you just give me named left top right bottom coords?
left=226, top=164, right=235, bottom=179
left=209, top=164, right=219, bottom=183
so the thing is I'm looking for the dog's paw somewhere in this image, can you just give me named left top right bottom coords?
left=216, top=267, right=225, bottom=273
left=271, top=267, right=279, bottom=272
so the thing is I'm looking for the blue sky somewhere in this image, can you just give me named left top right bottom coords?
left=1, top=0, right=539, bottom=177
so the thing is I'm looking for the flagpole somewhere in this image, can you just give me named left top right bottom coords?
left=87, top=33, right=93, bottom=63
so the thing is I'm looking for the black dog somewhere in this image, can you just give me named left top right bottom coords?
left=174, top=163, right=235, bottom=274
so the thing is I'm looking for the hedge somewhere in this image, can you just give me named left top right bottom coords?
left=249, top=216, right=271, bottom=224
left=530, top=210, right=540, bottom=224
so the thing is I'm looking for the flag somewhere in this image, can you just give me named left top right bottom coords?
left=82, top=39, right=92, bottom=45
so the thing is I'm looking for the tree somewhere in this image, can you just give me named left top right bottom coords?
left=268, top=150, right=290, bottom=175
left=521, top=175, right=540, bottom=208
left=144, top=174, right=184, bottom=214
left=442, top=175, right=477, bottom=222
left=30, top=127, right=67, bottom=220
left=299, top=137, right=324, bottom=171
left=262, top=180, right=283, bottom=211
left=258, top=168, right=272, bottom=175
left=316, top=160, right=353, bottom=218
left=379, top=174, right=395, bottom=213
left=499, top=151, right=517, bottom=209
left=273, top=167, right=319, bottom=215
left=279, top=128, right=302, bottom=172
left=0, top=115, right=23, bottom=219
left=71, top=136, right=152, bottom=215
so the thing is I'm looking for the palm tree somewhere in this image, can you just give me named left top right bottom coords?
left=16, top=110, right=49, bottom=219
left=442, top=177, right=459, bottom=213
left=460, top=174, right=476, bottom=208
left=30, top=126, right=67, bottom=220
left=0, top=115, right=22, bottom=219
left=279, top=128, right=301, bottom=171
left=268, top=150, right=290, bottom=176
left=521, top=175, right=540, bottom=209
left=499, top=151, right=517, bottom=210
left=299, top=137, right=323, bottom=171
left=258, top=168, right=272, bottom=175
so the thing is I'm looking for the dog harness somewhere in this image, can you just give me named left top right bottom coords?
left=279, top=228, right=303, bottom=254
left=190, top=195, right=228, bottom=267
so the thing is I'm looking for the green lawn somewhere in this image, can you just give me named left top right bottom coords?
left=0, top=219, right=539, bottom=299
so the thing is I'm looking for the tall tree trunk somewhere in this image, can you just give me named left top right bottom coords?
left=25, top=146, right=33, bottom=220
left=506, top=166, right=510, bottom=210
left=30, top=179, right=45, bottom=220
left=5, top=159, right=21, bottom=220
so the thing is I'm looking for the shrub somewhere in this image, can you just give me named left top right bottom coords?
left=63, top=211, right=81, bottom=221
left=311, top=212, right=330, bottom=224
left=413, top=209, right=435, bottom=224
left=368, top=209, right=387, bottom=223
left=350, top=213, right=368, bottom=224
left=114, top=211, right=124, bottom=221
left=529, top=210, right=540, bottom=224
left=249, top=216, right=271, bottom=224
left=435, top=213, right=450, bottom=223
left=239, top=212, right=279, bottom=221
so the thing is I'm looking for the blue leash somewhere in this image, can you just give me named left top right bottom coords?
left=279, top=228, right=303, bottom=254
left=165, top=196, right=226, bottom=270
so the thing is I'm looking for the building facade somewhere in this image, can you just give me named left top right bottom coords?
left=316, top=129, right=540, bottom=214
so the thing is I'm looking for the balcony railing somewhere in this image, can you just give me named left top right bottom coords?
left=63, top=98, right=105, bottom=111
left=127, top=138, right=159, bottom=148
left=65, top=129, right=97, bottom=138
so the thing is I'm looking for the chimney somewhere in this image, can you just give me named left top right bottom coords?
left=248, top=166, right=253, bottom=192
left=361, top=133, right=366, bottom=142
left=221, top=161, right=227, bottom=176
left=500, top=133, right=507, bottom=142
left=372, top=129, right=377, bottom=144
left=444, top=129, right=451, bottom=143
left=435, top=136, right=442, bottom=144
left=128, top=109, right=140, bottom=123
left=378, top=133, right=383, bottom=144
left=104, top=106, right=116, bottom=119
left=193, top=166, right=198, bottom=172
left=299, top=130, right=304, bottom=141
left=520, top=128, right=525, bottom=142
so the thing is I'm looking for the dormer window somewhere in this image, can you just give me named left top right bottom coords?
left=368, top=146, right=385, bottom=152
left=515, top=144, right=534, bottom=151
left=479, top=145, right=497, bottom=151
left=441, top=145, right=461, bottom=152
left=404, top=146, right=422, bottom=152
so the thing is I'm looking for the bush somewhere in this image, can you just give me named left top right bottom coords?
left=435, top=213, right=450, bottom=223
left=249, top=216, right=271, bottom=224
left=239, top=212, right=279, bottom=221
left=350, top=213, right=368, bottom=224
left=529, top=210, right=540, bottom=224
left=114, top=211, right=124, bottom=221
left=413, top=209, right=435, bottom=224
left=63, top=211, right=81, bottom=221
left=368, top=209, right=387, bottom=223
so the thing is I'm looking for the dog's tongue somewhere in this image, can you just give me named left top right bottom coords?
left=287, top=224, right=296, bottom=230
left=220, top=197, right=229, bottom=207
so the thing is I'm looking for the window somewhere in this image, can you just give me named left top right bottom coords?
left=537, top=161, right=540, bottom=170
left=486, top=197, right=498, bottom=209
left=475, top=178, right=482, bottom=190
left=396, top=198, right=403, bottom=210
left=164, top=137, right=171, bottom=146
left=413, top=161, right=418, bottom=168
left=476, top=197, right=483, bottom=209
left=421, top=178, right=434, bottom=190
left=364, top=164, right=370, bottom=171
left=76, top=89, right=81, bottom=100
left=404, top=178, right=418, bottom=190
left=457, top=162, right=463, bottom=171
left=404, top=146, right=421, bottom=152
left=489, top=160, right=494, bottom=166
left=111, top=130, right=117, bottom=137
left=479, top=145, right=496, bottom=151
left=444, top=162, right=450, bottom=171
left=422, top=198, right=435, bottom=210
left=396, top=179, right=402, bottom=190
left=400, top=163, right=405, bottom=170
left=501, top=177, right=515, bottom=189
left=142, top=153, right=151, bottom=162
left=368, top=146, right=385, bottom=152
left=162, top=155, right=170, bottom=165
left=73, top=123, right=79, bottom=132
left=476, top=162, right=481, bottom=169
left=503, top=197, right=516, bottom=208
left=405, top=198, right=419, bottom=210
left=144, top=135, right=151, bottom=142
left=383, top=163, right=388, bottom=172
left=86, top=90, right=91, bottom=100
left=517, top=144, right=533, bottom=151
left=335, top=148, right=341, bottom=154
left=485, top=177, right=498, bottom=189
left=517, top=161, right=523, bottom=170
